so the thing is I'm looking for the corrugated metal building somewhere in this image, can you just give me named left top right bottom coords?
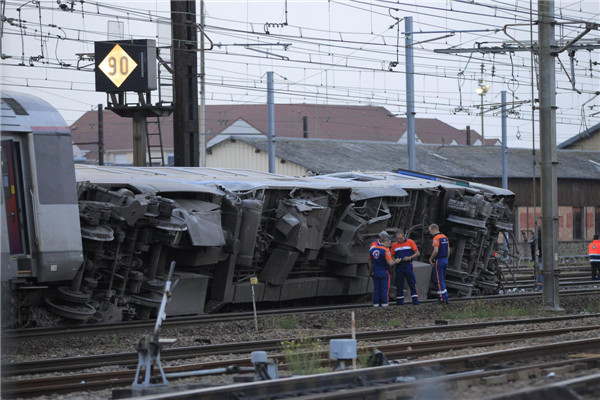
left=558, top=122, right=600, bottom=151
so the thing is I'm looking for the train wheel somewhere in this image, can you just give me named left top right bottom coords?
left=45, top=298, right=96, bottom=322
left=57, top=286, right=91, bottom=304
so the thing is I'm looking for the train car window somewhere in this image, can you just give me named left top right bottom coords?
left=33, top=134, right=78, bottom=205
left=2, top=97, right=29, bottom=115
left=1, top=139, right=28, bottom=255
left=1, top=144, right=11, bottom=200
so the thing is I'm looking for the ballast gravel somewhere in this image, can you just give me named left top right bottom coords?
left=3, top=293, right=600, bottom=400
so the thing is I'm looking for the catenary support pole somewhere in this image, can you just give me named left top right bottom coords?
left=501, top=91, right=508, bottom=253
left=501, top=91, right=508, bottom=189
left=98, top=104, right=104, bottom=166
left=480, top=93, right=485, bottom=145
left=538, top=0, right=561, bottom=310
left=267, top=71, right=276, bottom=173
left=132, top=112, right=147, bottom=166
left=405, top=16, right=416, bottom=171
left=171, top=0, right=199, bottom=167
left=199, top=0, right=206, bottom=167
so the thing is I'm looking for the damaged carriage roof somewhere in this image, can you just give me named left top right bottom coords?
left=75, top=165, right=513, bottom=199
left=76, top=165, right=409, bottom=198
left=75, top=165, right=227, bottom=196
left=320, top=171, right=514, bottom=196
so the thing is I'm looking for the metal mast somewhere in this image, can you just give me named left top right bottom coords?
left=171, top=0, right=199, bottom=166
left=538, top=0, right=561, bottom=310
left=405, top=16, right=416, bottom=171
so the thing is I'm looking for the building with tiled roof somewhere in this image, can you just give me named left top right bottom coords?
left=70, top=103, right=498, bottom=163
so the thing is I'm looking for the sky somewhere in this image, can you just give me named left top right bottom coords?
left=1, top=0, right=599, bottom=148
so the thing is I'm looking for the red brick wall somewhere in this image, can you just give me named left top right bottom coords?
left=516, top=205, right=598, bottom=242
left=558, top=206, right=572, bottom=241
left=586, top=207, right=596, bottom=239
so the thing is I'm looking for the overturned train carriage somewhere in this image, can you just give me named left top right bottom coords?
left=67, top=167, right=515, bottom=324
left=1, top=91, right=515, bottom=327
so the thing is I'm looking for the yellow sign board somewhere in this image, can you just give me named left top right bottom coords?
left=250, top=277, right=258, bottom=285
left=98, top=44, right=138, bottom=88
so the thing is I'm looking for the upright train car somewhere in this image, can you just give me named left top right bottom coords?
left=1, top=91, right=83, bottom=326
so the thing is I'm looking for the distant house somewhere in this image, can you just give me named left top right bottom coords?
left=70, top=103, right=498, bottom=164
left=206, top=136, right=600, bottom=242
left=72, top=144, right=89, bottom=163
left=558, top=122, right=600, bottom=150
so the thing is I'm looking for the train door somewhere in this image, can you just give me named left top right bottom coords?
left=1, top=139, right=29, bottom=255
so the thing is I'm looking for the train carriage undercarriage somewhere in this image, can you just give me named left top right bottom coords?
left=18, top=167, right=512, bottom=327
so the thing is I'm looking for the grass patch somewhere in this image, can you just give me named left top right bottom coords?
left=388, top=318, right=403, bottom=327
left=274, top=315, right=298, bottom=329
left=112, top=334, right=124, bottom=351
left=281, top=337, right=324, bottom=375
left=325, top=320, right=337, bottom=329
left=356, top=346, right=371, bottom=368
left=440, top=300, right=556, bottom=320
left=583, top=298, right=600, bottom=314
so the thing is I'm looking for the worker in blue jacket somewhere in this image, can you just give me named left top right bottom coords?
left=428, top=224, right=450, bottom=304
left=368, top=231, right=398, bottom=307
left=391, top=230, right=420, bottom=305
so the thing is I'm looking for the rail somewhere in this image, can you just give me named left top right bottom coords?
left=4, top=328, right=600, bottom=398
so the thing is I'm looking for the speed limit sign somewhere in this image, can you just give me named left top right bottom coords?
left=98, top=44, right=137, bottom=88
left=95, top=39, right=156, bottom=92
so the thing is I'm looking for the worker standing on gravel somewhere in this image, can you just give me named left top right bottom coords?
left=589, top=234, right=600, bottom=281
left=428, top=224, right=450, bottom=304
left=391, top=230, right=420, bottom=305
left=368, top=231, right=398, bottom=307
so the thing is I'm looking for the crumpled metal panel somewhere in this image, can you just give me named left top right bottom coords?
left=350, top=186, right=408, bottom=201
left=259, top=248, right=299, bottom=285
left=273, top=198, right=330, bottom=252
left=236, top=199, right=263, bottom=267
left=174, top=199, right=225, bottom=246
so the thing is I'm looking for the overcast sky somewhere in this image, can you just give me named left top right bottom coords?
left=1, top=0, right=599, bottom=148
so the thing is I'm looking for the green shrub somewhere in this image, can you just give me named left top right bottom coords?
left=356, top=346, right=372, bottom=368
left=280, top=337, right=324, bottom=375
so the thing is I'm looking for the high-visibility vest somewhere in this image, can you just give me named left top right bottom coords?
left=590, top=240, right=600, bottom=262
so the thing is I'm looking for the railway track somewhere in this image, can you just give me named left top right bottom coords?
left=506, top=279, right=599, bottom=291
left=4, top=288, right=599, bottom=342
left=5, top=333, right=599, bottom=399
left=116, top=337, right=600, bottom=400
left=501, top=263, right=594, bottom=281
left=4, top=313, right=600, bottom=377
left=487, top=371, right=600, bottom=400
left=3, top=313, right=600, bottom=397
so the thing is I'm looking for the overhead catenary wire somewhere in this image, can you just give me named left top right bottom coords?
left=1, top=0, right=598, bottom=140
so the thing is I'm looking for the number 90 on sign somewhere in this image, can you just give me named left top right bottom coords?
left=98, top=44, right=138, bottom=88
left=106, top=56, right=130, bottom=77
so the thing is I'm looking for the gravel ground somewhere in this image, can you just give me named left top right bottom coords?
left=3, top=293, right=600, bottom=399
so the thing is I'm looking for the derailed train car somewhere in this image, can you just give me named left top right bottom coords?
left=1, top=91, right=515, bottom=327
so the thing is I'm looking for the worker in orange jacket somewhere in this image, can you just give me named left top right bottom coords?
left=589, top=234, right=600, bottom=281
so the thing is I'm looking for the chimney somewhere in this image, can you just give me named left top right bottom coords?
left=466, top=126, right=471, bottom=146
left=303, top=116, right=308, bottom=138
